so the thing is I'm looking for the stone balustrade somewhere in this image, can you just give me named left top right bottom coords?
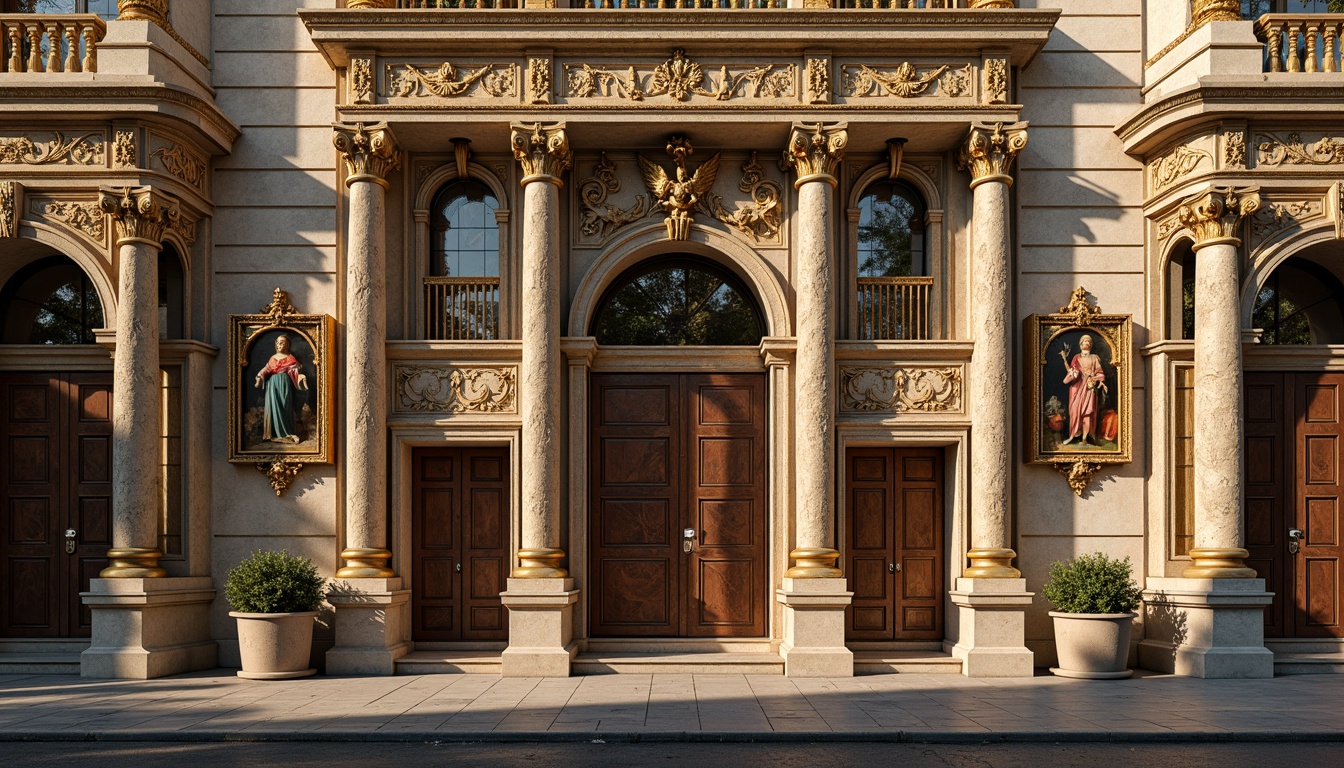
left=0, top=14, right=105, bottom=74
left=1256, top=13, right=1344, bottom=73
left=387, top=0, right=991, bottom=8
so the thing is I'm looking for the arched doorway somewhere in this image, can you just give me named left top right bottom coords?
left=0, top=251, right=113, bottom=639
left=586, top=256, right=769, bottom=638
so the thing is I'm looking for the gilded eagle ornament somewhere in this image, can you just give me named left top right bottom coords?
left=637, top=137, right=721, bottom=241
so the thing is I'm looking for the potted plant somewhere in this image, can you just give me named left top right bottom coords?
left=1042, top=552, right=1143, bottom=679
left=225, top=550, right=326, bottom=679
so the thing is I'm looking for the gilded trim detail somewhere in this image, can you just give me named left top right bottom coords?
left=395, top=366, right=518, bottom=414
left=840, top=366, right=963, bottom=413
left=0, top=132, right=104, bottom=166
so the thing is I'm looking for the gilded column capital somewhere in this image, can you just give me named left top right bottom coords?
left=116, top=0, right=168, bottom=24
left=511, top=122, right=573, bottom=186
left=958, top=121, right=1028, bottom=190
left=783, top=122, right=848, bottom=189
left=1191, top=0, right=1241, bottom=30
left=333, top=122, right=401, bottom=189
left=98, top=185, right=179, bottom=247
left=1177, top=186, right=1261, bottom=250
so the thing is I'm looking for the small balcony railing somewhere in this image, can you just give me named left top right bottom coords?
left=0, top=14, right=105, bottom=74
left=392, top=0, right=969, bottom=8
left=856, top=276, right=933, bottom=341
left=1256, top=13, right=1344, bottom=73
left=424, top=277, right=501, bottom=341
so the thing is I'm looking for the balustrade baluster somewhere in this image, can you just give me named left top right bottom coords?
left=45, top=23, right=60, bottom=72
left=1306, top=22, right=1320, bottom=73
left=1288, top=22, right=1303, bottom=72
left=26, top=24, right=41, bottom=72
left=1327, top=23, right=1340, bottom=73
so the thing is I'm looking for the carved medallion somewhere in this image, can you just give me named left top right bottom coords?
left=396, top=366, right=517, bottom=413
left=840, top=367, right=963, bottom=413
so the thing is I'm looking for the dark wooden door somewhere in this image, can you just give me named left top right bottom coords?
left=1, top=372, right=112, bottom=638
left=845, top=447, right=944, bottom=641
left=590, top=373, right=767, bottom=637
left=411, top=447, right=509, bottom=642
left=1245, top=372, right=1344, bottom=639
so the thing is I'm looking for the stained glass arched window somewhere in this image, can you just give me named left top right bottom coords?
left=591, top=257, right=764, bottom=346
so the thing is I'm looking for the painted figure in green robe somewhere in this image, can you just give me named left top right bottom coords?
left=253, top=334, right=309, bottom=443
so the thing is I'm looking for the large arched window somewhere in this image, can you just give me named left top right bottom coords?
left=591, top=257, right=764, bottom=346
left=1253, top=257, right=1344, bottom=345
left=430, top=179, right=499, bottom=278
left=0, top=255, right=104, bottom=344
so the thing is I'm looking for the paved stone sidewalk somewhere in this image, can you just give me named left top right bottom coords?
left=1, top=670, right=1342, bottom=742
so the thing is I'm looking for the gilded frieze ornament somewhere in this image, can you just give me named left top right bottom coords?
left=0, top=132, right=104, bottom=165
left=41, top=200, right=106, bottom=243
left=151, top=143, right=207, bottom=190
left=939, top=64, right=973, bottom=97
left=1256, top=132, right=1344, bottom=166
left=351, top=57, right=373, bottom=104
left=1224, top=130, right=1246, bottom=168
left=983, top=58, right=1008, bottom=103
left=957, top=121, right=1027, bottom=188
left=1058, top=286, right=1103, bottom=327
left=840, top=367, right=963, bottom=413
left=98, top=185, right=179, bottom=246
left=969, top=0, right=1016, bottom=7
left=333, top=122, right=401, bottom=187
left=702, top=153, right=783, bottom=243
left=564, top=49, right=795, bottom=103
left=1250, top=200, right=1321, bottom=240
left=1055, top=460, right=1102, bottom=497
left=346, top=0, right=395, bottom=7
left=842, top=62, right=949, bottom=98
left=510, top=122, right=572, bottom=183
left=528, top=56, right=552, bottom=104
left=578, top=152, right=646, bottom=241
left=783, top=122, right=847, bottom=187
left=0, top=181, right=17, bottom=239
left=1176, top=186, right=1261, bottom=247
left=1151, top=144, right=1211, bottom=191
left=638, top=137, right=720, bottom=241
left=257, top=460, right=303, bottom=497
left=805, top=58, right=830, bottom=104
left=396, top=366, right=517, bottom=413
left=386, top=61, right=515, bottom=99
left=113, top=130, right=137, bottom=169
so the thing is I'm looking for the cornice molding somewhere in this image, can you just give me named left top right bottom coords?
left=0, top=84, right=241, bottom=149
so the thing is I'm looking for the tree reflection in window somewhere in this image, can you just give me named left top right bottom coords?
left=1252, top=258, right=1344, bottom=345
left=0, top=256, right=104, bottom=344
left=592, top=258, right=763, bottom=346
left=431, top=179, right=499, bottom=277
left=857, top=179, right=926, bottom=278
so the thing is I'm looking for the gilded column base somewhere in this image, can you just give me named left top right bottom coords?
left=99, top=547, right=167, bottom=578
left=1182, top=547, right=1258, bottom=579
left=785, top=547, right=843, bottom=579
left=336, top=547, right=395, bottom=578
left=512, top=547, right=569, bottom=579
left=963, top=548, right=1021, bottom=578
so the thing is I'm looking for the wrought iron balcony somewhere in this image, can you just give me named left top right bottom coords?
left=424, top=277, right=502, bottom=341
left=856, top=276, right=933, bottom=341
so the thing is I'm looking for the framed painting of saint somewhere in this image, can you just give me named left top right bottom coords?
left=1025, top=288, right=1132, bottom=494
left=228, top=289, right=334, bottom=491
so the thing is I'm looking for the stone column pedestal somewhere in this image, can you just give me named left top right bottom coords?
left=80, top=577, right=216, bottom=679
left=776, top=577, right=854, bottom=677
left=500, top=577, right=578, bottom=677
left=949, top=578, right=1035, bottom=678
left=324, top=577, right=411, bottom=676
left=1139, top=577, right=1273, bottom=678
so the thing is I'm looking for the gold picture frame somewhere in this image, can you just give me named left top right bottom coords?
left=1025, top=287, right=1132, bottom=496
left=227, top=288, right=335, bottom=495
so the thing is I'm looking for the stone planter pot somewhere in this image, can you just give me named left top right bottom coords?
left=230, top=610, right=318, bottom=680
left=1049, top=611, right=1135, bottom=679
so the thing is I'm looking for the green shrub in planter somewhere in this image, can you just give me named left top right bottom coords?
left=1042, top=553, right=1142, bottom=614
left=225, top=550, right=326, bottom=614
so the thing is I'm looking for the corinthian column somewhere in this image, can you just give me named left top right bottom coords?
left=1177, top=187, right=1260, bottom=579
left=333, top=122, right=400, bottom=579
left=98, top=186, right=178, bottom=578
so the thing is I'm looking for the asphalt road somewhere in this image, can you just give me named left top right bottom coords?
left=3, top=741, right=1343, bottom=768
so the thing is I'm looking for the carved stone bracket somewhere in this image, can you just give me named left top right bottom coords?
left=396, top=366, right=518, bottom=414
left=578, top=152, right=646, bottom=241
left=333, top=122, right=401, bottom=187
left=257, top=460, right=303, bottom=497
left=511, top=122, right=572, bottom=184
left=1177, top=186, right=1261, bottom=248
left=98, top=186, right=180, bottom=246
left=1054, top=460, right=1102, bottom=497
left=958, top=121, right=1028, bottom=189
left=840, top=366, right=963, bottom=413
left=0, top=181, right=17, bottom=239
left=783, top=122, right=847, bottom=188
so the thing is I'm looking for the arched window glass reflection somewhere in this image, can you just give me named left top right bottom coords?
left=1253, top=257, right=1344, bottom=345
left=0, top=256, right=104, bottom=344
left=856, top=179, right=926, bottom=278
left=159, top=244, right=185, bottom=340
left=430, top=179, right=499, bottom=278
left=592, top=258, right=764, bottom=346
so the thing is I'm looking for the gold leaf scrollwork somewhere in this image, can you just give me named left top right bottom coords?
left=1224, top=131, right=1246, bottom=168
left=565, top=50, right=795, bottom=103
left=396, top=366, right=517, bottom=413
left=840, top=367, right=963, bottom=413
left=578, top=152, right=646, bottom=241
left=1058, top=287, right=1102, bottom=327
left=351, top=58, right=374, bottom=104
left=842, top=62, right=949, bottom=98
left=805, top=58, right=830, bottom=104
left=1152, top=144, right=1211, bottom=191
left=387, top=61, right=515, bottom=98
left=257, top=460, right=303, bottom=497
left=0, top=132, right=104, bottom=165
left=1256, top=132, right=1344, bottom=166
left=701, top=152, right=783, bottom=243
left=1054, top=460, right=1103, bottom=497
left=42, top=200, right=106, bottom=243
left=259, top=287, right=300, bottom=323
left=151, top=143, right=207, bottom=190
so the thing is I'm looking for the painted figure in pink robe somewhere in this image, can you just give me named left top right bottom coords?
left=1060, top=334, right=1108, bottom=446
left=253, top=334, right=309, bottom=443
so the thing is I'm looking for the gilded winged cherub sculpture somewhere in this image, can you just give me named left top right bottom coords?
left=637, top=137, right=720, bottom=241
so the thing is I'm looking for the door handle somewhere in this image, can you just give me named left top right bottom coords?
left=64, top=528, right=76, bottom=555
left=889, top=562, right=901, bottom=573
left=1289, top=528, right=1305, bottom=555
left=683, top=528, right=695, bottom=554
left=456, top=562, right=462, bottom=573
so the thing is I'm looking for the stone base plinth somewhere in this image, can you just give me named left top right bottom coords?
left=776, top=577, right=853, bottom=678
left=325, top=577, right=411, bottom=676
left=1139, top=577, right=1274, bottom=679
left=80, top=577, right=217, bottom=679
left=500, top=577, right=578, bottom=677
left=949, top=578, right=1034, bottom=678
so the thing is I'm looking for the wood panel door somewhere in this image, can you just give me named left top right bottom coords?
left=1244, top=372, right=1290, bottom=638
left=845, top=447, right=945, bottom=641
left=411, top=447, right=509, bottom=642
left=590, top=373, right=767, bottom=638
left=1, top=372, right=112, bottom=638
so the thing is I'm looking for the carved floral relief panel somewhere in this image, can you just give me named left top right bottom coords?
left=395, top=365, right=517, bottom=414
left=559, top=49, right=796, bottom=105
left=28, top=195, right=108, bottom=246
left=0, top=130, right=106, bottom=166
left=839, top=366, right=964, bottom=414
left=382, top=60, right=520, bottom=101
left=836, top=61, right=979, bottom=104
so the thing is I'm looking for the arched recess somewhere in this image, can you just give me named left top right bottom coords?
left=0, top=223, right=117, bottom=329
left=1241, top=223, right=1344, bottom=344
left=1160, top=234, right=1197, bottom=341
left=568, top=220, right=790, bottom=340
left=1242, top=220, right=1342, bottom=328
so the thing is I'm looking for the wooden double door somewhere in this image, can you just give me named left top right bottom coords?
left=844, top=447, right=945, bottom=641
left=411, top=447, right=509, bottom=642
left=590, top=373, right=767, bottom=637
left=1245, top=372, right=1344, bottom=638
left=1, top=372, right=112, bottom=638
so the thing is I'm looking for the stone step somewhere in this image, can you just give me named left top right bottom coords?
left=0, top=639, right=89, bottom=655
left=573, top=651, right=785, bottom=675
left=393, top=650, right=502, bottom=675
left=584, top=638, right=776, bottom=654
left=852, top=650, right=963, bottom=675
left=0, top=653, right=83, bottom=675
left=1273, top=652, right=1344, bottom=676
left=1266, top=639, right=1344, bottom=655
